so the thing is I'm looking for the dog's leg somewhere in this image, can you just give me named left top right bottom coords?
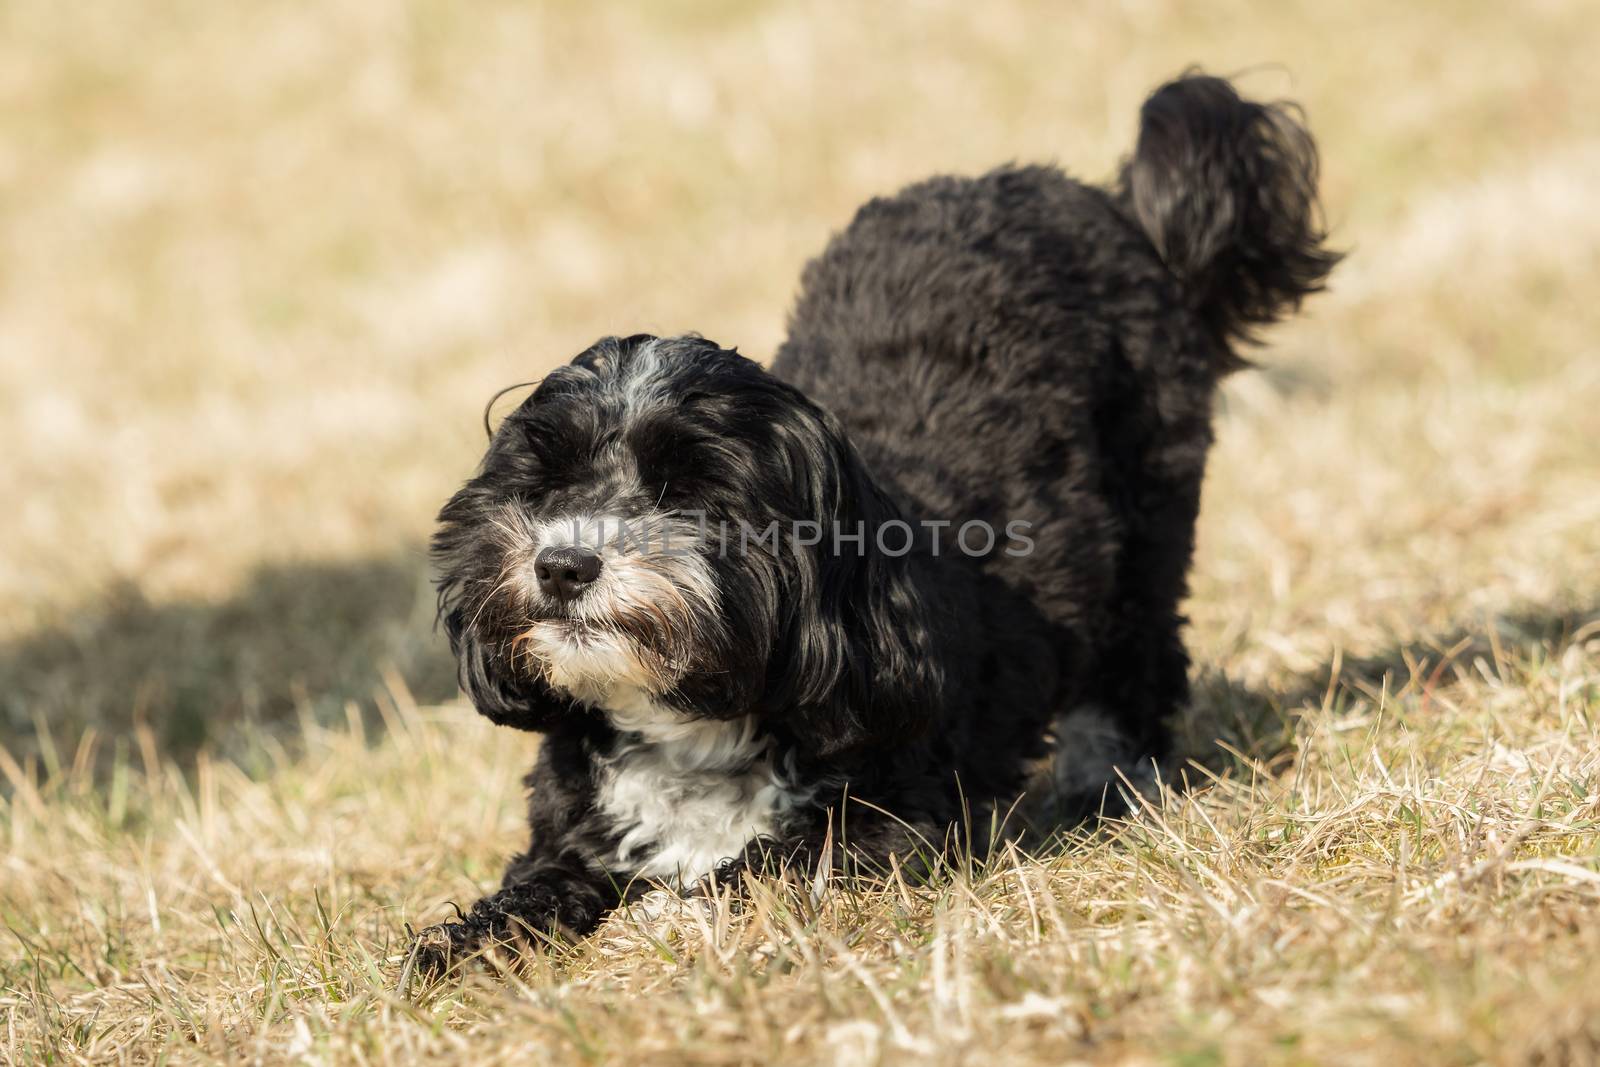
left=410, top=727, right=629, bottom=976
left=410, top=848, right=623, bottom=975
left=1050, top=479, right=1200, bottom=820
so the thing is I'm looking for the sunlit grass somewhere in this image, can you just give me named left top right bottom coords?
left=4, top=639, right=1597, bottom=1063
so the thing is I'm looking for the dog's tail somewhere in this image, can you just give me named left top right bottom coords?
left=1122, top=72, right=1341, bottom=353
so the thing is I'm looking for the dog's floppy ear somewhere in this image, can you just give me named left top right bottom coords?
left=442, top=605, right=575, bottom=732
left=763, top=403, right=942, bottom=756
left=433, top=474, right=577, bottom=732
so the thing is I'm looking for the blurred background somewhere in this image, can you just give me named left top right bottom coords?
left=2, top=0, right=1597, bottom=764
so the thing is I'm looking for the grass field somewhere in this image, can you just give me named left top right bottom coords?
left=4, top=1, right=1600, bottom=1063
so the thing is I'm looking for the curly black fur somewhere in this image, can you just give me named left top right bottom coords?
left=412, top=72, right=1339, bottom=973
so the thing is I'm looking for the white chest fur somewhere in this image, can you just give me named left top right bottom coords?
left=594, top=688, right=804, bottom=884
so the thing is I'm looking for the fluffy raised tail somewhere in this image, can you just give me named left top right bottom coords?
left=1122, top=73, right=1341, bottom=351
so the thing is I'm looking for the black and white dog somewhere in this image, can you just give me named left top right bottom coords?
left=416, top=73, right=1338, bottom=969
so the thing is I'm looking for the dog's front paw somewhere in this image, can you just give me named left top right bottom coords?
left=405, top=884, right=572, bottom=982
left=693, top=855, right=751, bottom=898
left=406, top=919, right=482, bottom=980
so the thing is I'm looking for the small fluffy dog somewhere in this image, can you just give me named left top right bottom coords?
left=417, top=73, right=1337, bottom=969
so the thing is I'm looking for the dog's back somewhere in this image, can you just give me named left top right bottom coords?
left=773, top=73, right=1339, bottom=813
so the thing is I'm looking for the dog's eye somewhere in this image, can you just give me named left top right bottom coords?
left=636, top=444, right=696, bottom=496
left=506, top=406, right=600, bottom=489
left=629, top=417, right=710, bottom=492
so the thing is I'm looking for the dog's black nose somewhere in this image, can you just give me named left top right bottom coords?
left=534, top=546, right=603, bottom=601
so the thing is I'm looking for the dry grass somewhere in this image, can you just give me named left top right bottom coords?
left=3, top=0, right=1600, bottom=1063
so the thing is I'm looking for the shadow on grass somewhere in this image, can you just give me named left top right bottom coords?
left=1175, top=600, right=1600, bottom=780
left=998, top=598, right=1600, bottom=845
left=3, top=544, right=1594, bottom=795
left=0, top=551, right=457, bottom=770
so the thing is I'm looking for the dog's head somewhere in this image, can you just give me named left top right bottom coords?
left=433, top=334, right=938, bottom=753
